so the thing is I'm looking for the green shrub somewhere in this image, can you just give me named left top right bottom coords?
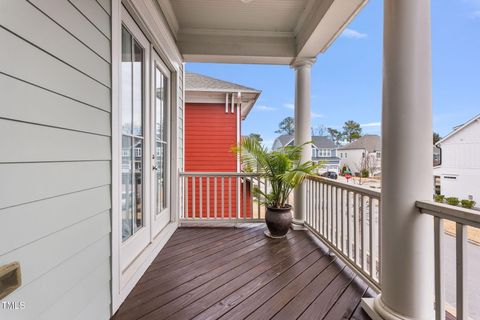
left=434, top=194, right=445, bottom=203
left=445, top=197, right=459, bottom=206
left=460, top=199, right=476, bottom=209
left=361, top=169, right=369, bottom=178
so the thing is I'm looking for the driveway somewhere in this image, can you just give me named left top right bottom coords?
left=444, top=235, right=480, bottom=319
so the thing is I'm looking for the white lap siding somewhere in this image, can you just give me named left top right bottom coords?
left=0, top=1, right=112, bottom=319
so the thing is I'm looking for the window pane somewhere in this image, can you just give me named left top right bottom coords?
left=162, top=74, right=168, bottom=141
left=133, top=138, right=144, bottom=232
left=132, top=40, right=143, bottom=136
left=155, top=69, right=162, bottom=140
left=121, top=135, right=133, bottom=241
left=121, top=27, right=132, bottom=135
left=154, top=67, right=168, bottom=215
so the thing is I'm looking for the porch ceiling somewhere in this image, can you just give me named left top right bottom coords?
left=157, top=0, right=367, bottom=64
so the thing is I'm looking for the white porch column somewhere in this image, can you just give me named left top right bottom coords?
left=291, top=58, right=315, bottom=229
left=366, top=0, right=434, bottom=319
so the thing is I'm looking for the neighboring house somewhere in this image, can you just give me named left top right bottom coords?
left=433, top=114, right=480, bottom=206
left=338, top=135, right=382, bottom=176
left=185, top=72, right=261, bottom=217
left=272, top=134, right=340, bottom=172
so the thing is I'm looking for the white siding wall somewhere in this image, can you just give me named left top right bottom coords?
left=434, top=119, right=480, bottom=205
left=0, top=1, right=112, bottom=319
left=339, top=149, right=364, bottom=173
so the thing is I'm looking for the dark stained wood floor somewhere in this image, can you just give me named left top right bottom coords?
left=112, top=224, right=374, bottom=320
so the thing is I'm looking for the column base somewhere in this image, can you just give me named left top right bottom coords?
left=361, top=296, right=434, bottom=320
left=291, top=219, right=307, bottom=230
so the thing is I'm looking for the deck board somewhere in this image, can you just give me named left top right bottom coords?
left=112, top=225, right=373, bottom=320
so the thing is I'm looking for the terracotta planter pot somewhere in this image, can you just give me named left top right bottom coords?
left=265, top=205, right=292, bottom=238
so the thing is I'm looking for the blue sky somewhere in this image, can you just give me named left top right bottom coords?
left=186, top=0, right=480, bottom=148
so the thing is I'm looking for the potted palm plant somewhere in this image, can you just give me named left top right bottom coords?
left=235, top=138, right=318, bottom=238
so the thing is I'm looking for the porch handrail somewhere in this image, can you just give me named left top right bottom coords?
left=304, top=176, right=382, bottom=292
left=179, top=171, right=266, bottom=222
left=417, top=200, right=480, bottom=320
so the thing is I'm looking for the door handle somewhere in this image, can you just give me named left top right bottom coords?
left=153, top=165, right=158, bottom=171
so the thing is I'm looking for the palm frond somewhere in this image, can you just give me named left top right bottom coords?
left=234, top=137, right=319, bottom=208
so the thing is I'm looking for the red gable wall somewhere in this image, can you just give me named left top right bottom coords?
left=184, top=102, right=251, bottom=218
left=185, top=103, right=238, bottom=172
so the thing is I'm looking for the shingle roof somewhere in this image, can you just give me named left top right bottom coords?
left=185, top=72, right=260, bottom=92
left=338, top=135, right=381, bottom=152
left=274, top=134, right=294, bottom=147
left=273, top=135, right=336, bottom=149
left=312, top=136, right=336, bottom=149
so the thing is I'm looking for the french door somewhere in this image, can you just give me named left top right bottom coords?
left=151, top=51, right=171, bottom=237
left=119, top=8, right=171, bottom=273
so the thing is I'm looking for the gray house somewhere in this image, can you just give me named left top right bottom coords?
left=272, top=134, right=340, bottom=172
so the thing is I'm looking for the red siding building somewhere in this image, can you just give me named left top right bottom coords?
left=184, top=73, right=260, bottom=219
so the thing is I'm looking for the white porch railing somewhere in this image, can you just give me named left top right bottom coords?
left=179, top=172, right=267, bottom=222
left=304, top=176, right=381, bottom=291
left=417, top=200, right=480, bottom=320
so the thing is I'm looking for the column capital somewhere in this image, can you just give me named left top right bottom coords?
left=291, top=57, right=316, bottom=70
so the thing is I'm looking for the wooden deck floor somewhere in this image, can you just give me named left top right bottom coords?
left=112, top=224, right=374, bottom=320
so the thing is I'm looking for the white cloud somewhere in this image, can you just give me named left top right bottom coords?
left=283, top=103, right=294, bottom=110
left=341, top=28, right=368, bottom=39
left=311, top=112, right=324, bottom=119
left=361, top=122, right=381, bottom=127
left=256, top=105, right=277, bottom=111
left=472, top=10, right=480, bottom=18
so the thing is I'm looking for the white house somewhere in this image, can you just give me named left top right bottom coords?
left=433, top=114, right=480, bottom=207
left=272, top=134, right=340, bottom=172
left=338, top=135, right=382, bottom=176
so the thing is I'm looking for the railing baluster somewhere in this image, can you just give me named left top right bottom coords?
left=214, top=176, right=217, bottom=218
left=185, top=176, right=188, bottom=219
left=250, top=177, right=254, bottom=220
left=340, top=188, right=344, bottom=253
left=192, top=176, right=196, bottom=218
left=336, top=187, right=339, bottom=247
left=434, top=217, right=445, bottom=320
left=313, top=181, right=322, bottom=233
left=228, top=177, right=232, bottom=219
left=329, top=184, right=332, bottom=241
left=325, top=183, right=328, bottom=237
left=221, top=177, right=224, bottom=219
left=206, top=176, right=210, bottom=218
left=305, top=180, right=313, bottom=224
left=243, top=176, right=247, bottom=220
left=199, top=176, right=203, bottom=218
left=353, top=192, right=358, bottom=263
left=456, top=223, right=468, bottom=320
left=256, top=177, right=260, bottom=219
left=235, top=176, right=240, bottom=219
left=378, top=197, right=382, bottom=282
left=361, top=195, right=365, bottom=270
left=347, top=190, right=351, bottom=258
left=369, top=196, right=373, bottom=277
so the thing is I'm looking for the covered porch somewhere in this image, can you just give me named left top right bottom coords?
left=116, top=0, right=470, bottom=319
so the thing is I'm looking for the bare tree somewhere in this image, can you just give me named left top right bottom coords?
left=354, top=152, right=379, bottom=185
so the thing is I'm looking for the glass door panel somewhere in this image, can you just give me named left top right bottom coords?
left=121, top=25, right=145, bottom=241
left=120, top=20, right=150, bottom=273
left=152, top=52, right=170, bottom=236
